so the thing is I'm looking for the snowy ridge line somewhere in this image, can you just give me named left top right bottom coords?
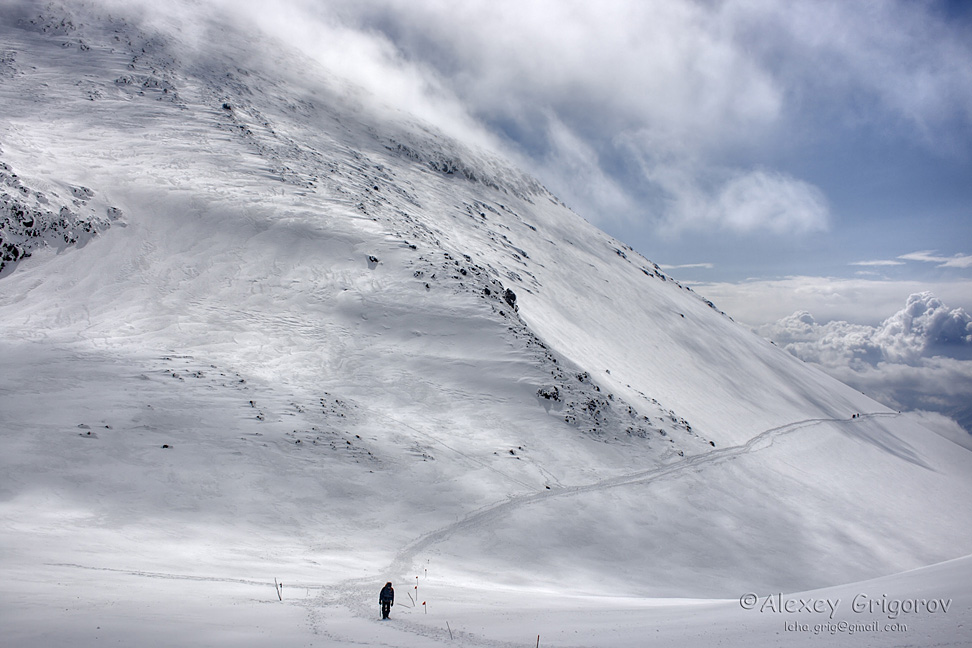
left=385, top=412, right=900, bottom=579
left=45, top=563, right=328, bottom=590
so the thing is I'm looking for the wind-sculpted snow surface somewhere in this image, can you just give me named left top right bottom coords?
left=0, top=2, right=970, bottom=646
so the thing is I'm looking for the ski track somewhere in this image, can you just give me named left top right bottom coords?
left=325, top=411, right=901, bottom=645
left=43, top=412, right=899, bottom=646
left=387, top=411, right=899, bottom=577
left=43, top=563, right=323, bottom=590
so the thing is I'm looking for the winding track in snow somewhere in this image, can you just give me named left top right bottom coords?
left=44, top=413, right=896, bottom=591
left=312, top=411, right=901, bottom=646
left=42, top=412, right=899, bottom=647
left=386, top=411, right=899, bottom=579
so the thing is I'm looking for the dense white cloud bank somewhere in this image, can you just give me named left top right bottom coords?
left=694, top=275, right=972, bottom=328
left=758, top=292, right=972, bottom=432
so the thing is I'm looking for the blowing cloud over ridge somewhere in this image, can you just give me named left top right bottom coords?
left=76, top=0, right=972, bottom=304
left=287, top=0, right=971, bottom=239
left=111, top=0, right=968, bottom=247
left=34, top=0, right=971, bottom=331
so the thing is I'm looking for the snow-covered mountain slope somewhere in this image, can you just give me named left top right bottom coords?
left=1, top=3, right=970, bottom=645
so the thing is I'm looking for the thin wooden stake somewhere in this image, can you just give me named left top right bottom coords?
left=447, top=621, right=454, bottom=640
left=274, top=578, right=282, bottom=601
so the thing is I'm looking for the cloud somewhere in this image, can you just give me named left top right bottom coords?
left=757, top=293, right=972, bottom=433
left=850, top=259, right=906, bottom=267
left=285, top=0, right=914, bottom=235
left=218, top=0, right=506, bottom=154
left=826, top=358, right=972, bottom=435
left=686, top=276, right=972, bottom=327
left=662, top=263, right=714, bottom=271
left=527, top=113, right=638, bottom=223
left=84, top=0, right=970, bottom=247
left=311, top=0, right=971, bottom=234
left=760, top=293, right=972, bottom=363
left=626, top=157, right=831, bottom=235
left=711, top=170, right=829, bottom=234
left=899, top=251, right=972, bottom=268
left=693, top=276, right=972, bottom=328
left=874, top=292, right=972, bottom=361
left=758, top=311, right=879, bottom=368
left=727, top=0, right=972, bottom=147
left=88, top=0, right=505, bottom=157
left=330, top=0, right=783, bottom=144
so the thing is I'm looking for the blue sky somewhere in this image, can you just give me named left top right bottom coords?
left=267, top=0, right=972, bottom=327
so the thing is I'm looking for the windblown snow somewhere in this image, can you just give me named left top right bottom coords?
left=1, top=3, right=970, bottom=646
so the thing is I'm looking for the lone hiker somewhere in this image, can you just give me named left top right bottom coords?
left=379, top=581, right=395, bottom=619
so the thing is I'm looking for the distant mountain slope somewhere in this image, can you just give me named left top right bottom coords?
left=0, top=0, right=879, bottom=445
left=0, top=4, right=969, bottom=635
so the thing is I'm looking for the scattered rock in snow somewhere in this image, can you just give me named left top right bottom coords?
left=503, top=288, right=517, bottom=310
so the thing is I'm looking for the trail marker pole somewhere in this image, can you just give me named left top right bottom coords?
left=274, top=578, right=282, bottom=601
left=447, top=621, right=454, bottom=640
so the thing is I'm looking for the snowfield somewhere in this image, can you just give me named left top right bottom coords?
left=1, top=3, right=970, bottom=646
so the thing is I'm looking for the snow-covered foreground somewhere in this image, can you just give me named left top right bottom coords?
left=5, top=555, right=971, bottom=647
left=2, top=341, right=969, bottom=646
left=1, top=2, right=971, bottom=645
